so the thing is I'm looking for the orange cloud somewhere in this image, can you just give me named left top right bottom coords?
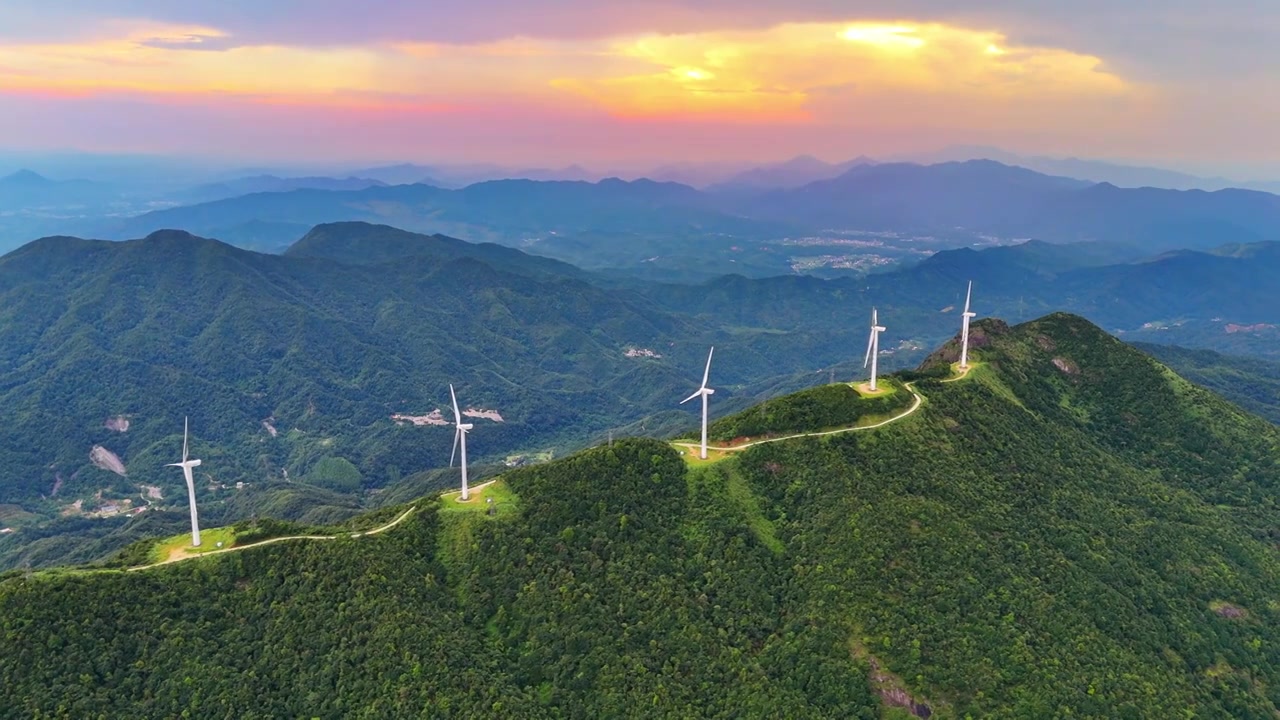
left=552, top=21, right=1132, bottom=120
left=0, top=17, right=1135, bottom=124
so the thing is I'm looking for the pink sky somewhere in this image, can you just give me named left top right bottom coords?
left=1, top=1, right=1277, bottom=174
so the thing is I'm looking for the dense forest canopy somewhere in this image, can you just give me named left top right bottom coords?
left=4, top=313, right=1280, bottom=717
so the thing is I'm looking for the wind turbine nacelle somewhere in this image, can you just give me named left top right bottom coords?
left=963, top=312, right=977, bottom=319
left=458, top=423, right=474, bottom=431
left=703, top=388, right=715, bottom=395
left=873, top=325, right=886, bottom=333
left=188, top=459, right=202, bottom=468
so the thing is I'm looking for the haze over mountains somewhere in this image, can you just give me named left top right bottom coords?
left=5, top=150, right=1280, bottom=283
left=0, top=158, right=1256, bottom=283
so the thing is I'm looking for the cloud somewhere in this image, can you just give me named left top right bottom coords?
left=551, top=21, right=1132, bottom=122
left=0, top=7, right=1273, bottom=172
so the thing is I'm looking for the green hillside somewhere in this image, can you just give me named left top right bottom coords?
left=0, top=225, right=882, bottom=570
left=1134, top=342, right=1280, bottom=424
left=4, top=313, right=1280, bottom=717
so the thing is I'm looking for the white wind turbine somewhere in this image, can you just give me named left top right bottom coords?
left=680, top=347, right=715, bottom=460
left=166, top=417, right=202, bottom=547
left=863, top=308, right=886, bottom=391
left=960, top=281, right=977, bottom=369
left=449, top=384, right=473, bottom=501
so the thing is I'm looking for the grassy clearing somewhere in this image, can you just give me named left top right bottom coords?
left=684, top=461, right=783, bottom=555
left=673, top=444, right=734, bottom=466
left=967, top=363, right=1030, bottom=412
left=439, top=479, right=519, bottom=517
left=720, top=465, right=783, bottom=554
left=941, top=361, right=983, bottom=382
left=148, top=526, right=238, bottom=564
left=852, top=381, right=897, bottom=398
left=436, top=480, right=520, bottom=604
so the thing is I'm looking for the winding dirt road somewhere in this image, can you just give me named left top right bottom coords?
left=122, top=379, right=952, bottom=568
left=672, top=382, right=925, bottom=455
left=125, top=505, right=418, bottom=572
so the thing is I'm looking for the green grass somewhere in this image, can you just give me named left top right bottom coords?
left=941, top=361, right=983, bottom=382
left=718, top=463, right=783, bottom=554
left=147, top=526, right=238, bottom=564
left=966, top=362, right=1029, bottom=411
left=673, top=444, right=734, bottom=466
left=852, top=381, right=898, bottom=397
left=438, top=479, right=519, bottom=517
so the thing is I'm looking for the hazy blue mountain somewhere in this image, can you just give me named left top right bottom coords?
left=751, top=160, right=1280, bottom=253
left=747, top=159, right=1091, bottom=229
left=344, top=163, right=450, bottom=186
left=0, top=169, right=118, bottom=210
left=173, top=175, right=389, bottom=204
left=285, top=221, right=590, bottom=280
left=706, top=154, right=876, bottom=192
left=901, top=144, right=1280, bottom=193
left=36, top=160, right=1277, bottom=276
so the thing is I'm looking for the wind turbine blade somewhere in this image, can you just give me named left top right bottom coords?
left=182, top=417, right=189, bottom=462
left=864, top=330, right=875, bottom=368
left=449, top=383, right=461, bottom=425
left=964, top=281, right=972, bottom=313
left=450, top=428, right=459, bottom=467
left=872, top=307, right=878, bottom=328
left=680, top=390, right=702, bottom=405
left=701, top=347, right=714, bottom=389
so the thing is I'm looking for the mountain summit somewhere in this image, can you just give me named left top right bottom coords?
left=3, top=313, right=1280, bottom=717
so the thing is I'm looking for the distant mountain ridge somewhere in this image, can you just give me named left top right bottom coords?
left=706, top=154, right=876, bottom=192
left=86, top=159, right=1280, bottom=266
left=0, top=169, right=117, bottom=210
left=173, top=175, right=389, bottom=204
left=901, top=145, right=1280, bottom=194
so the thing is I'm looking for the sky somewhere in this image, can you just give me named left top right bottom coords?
left=1, top=0, right=1277, bottom=174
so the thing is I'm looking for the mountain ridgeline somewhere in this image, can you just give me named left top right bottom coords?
left=0, top=223, right=891, bottom=570
left=93, top=160, right=1280, bottom=262
left=4, top=314, right=1280, bottom=717
left=3, top=221, right=1280, bottom=574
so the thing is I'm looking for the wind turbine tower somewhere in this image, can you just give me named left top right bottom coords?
left=449, top=384, right=474, bottom=501
left=681, top=347, right=715, bottom=460
left=863, top=308, right=886, bottom=391
left=960, top=281, right=977, bottom=369
left=166, top=417, right=203, bottom=547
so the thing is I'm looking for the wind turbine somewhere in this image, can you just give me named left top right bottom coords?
left=863, top=308, right=886, bottom=391
left=960, top=281, right=977, bottom=369
left=448, top=384, right=473, bottom=501
left=681, top=347, right=715, bottom=460
left=166, top=417, right=202, bottom=547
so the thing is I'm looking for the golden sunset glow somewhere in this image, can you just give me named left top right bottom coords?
left=0, top=17, right=1131, bottom=120
left=551, top=21, right=1130, bottom=120
left=839, top=24, right=927, bottom=50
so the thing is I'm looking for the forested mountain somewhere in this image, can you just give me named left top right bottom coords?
left=0, top=225, right=880, bottom=568
left=2, top=220, right=1278, bottom=572
left=4, top=313, right=1280, bottom=717
left=1134, top=343, right=1280, bottom=424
